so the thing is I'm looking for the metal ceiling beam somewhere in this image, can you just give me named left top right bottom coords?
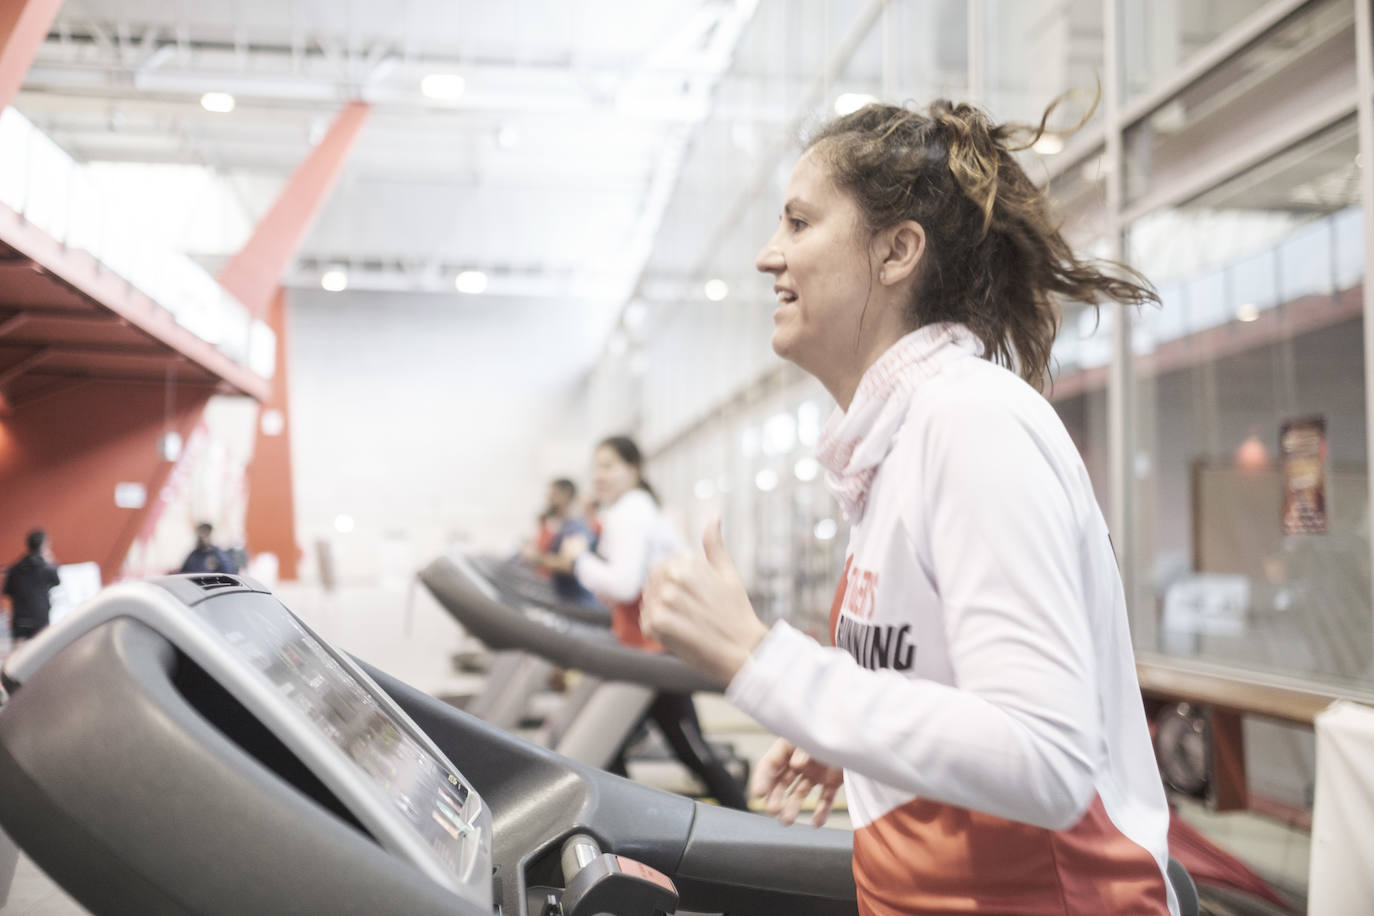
left=0, top=341, right=168, bottom=357
left=0, top=313, right=29, bottom=337
left=0, top=346, right=54, bottom=387
left=0, top=306, right=124, bottom=324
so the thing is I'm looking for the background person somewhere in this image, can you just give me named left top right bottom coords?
left=179, top=522, right=238, bottom=575
left=522, top=477, right=598, bottom=604
left=3, top=529, right=61, bottom=645
left=558, top=435, right=750, bottom=809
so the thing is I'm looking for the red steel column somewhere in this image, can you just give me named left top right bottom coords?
left=0, top=0, right=62, bottom=111
left=217, top=101, right=371, bottom=319
left=243, top=287, right=301, bottom=579
left=225, top=101, right=371, bottom=580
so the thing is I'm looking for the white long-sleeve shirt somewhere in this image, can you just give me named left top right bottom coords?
left=573, top=488, right=682, bottom=604
left=727, top=325, right=1176, bottom=915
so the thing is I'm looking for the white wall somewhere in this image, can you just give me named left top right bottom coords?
left=288, top=288, right=629, bottom=584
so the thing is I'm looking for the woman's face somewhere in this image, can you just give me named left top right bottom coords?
left=755, top=148, right=880, bottom=384
left=592, top=445, right=638, bottom=505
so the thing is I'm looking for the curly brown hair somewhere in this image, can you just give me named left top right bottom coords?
left=806, top=96, right=1157, bottom=390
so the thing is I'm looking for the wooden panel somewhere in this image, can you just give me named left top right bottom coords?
left=1136, top=653, right=1370, bottom=725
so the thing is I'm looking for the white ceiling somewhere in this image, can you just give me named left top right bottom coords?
left=17, top=0, right=781, bottom=311
left=16, top=0, right=1305, bottom=342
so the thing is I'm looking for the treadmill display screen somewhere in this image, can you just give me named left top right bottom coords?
left=195, top=597, right=475, bottom=876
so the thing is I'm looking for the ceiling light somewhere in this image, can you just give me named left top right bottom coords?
left=1236, top=302, right=1259, bottom=323
left=624, top=301, right=648, bottom=329
left=1032, top=133, right=1064, bottom=155
left=755, top=468, right=779, bottom=492
left=200, top=92, right=235, bottom=113
left=334, top=514, right=355, bottom=534
left=762, top=411, right=796, bottom=455
left=421, top=73, right=466, bottom=101
left=814, top=518, right=838, bottom=541
left=794, top=457, right=820, bottom=482
left=704, top=278, right=729, bottom=301
left=834, top=93, right=877, bottom=116
left=320, top=268, right=348, bottom=292
left=158, top=431, right=182, bottom=462
left=455, top=270, right=487, bottom=294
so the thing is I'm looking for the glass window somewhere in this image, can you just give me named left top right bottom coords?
left=1127, top=117, right=1368, bottom=687
left=1123, top=0, right=1356, bottom=204
left=982, top=0, right=1104, bottom=130
left=1120, top=0, right=1277, bottom=101
left=1051, top=303, right=1114, bottom=518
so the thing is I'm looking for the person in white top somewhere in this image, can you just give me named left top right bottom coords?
left=640, top=98, right=1178, bottom=914
left=558, top=435, right=750, bottom=809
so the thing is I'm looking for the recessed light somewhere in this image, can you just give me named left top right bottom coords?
left=200, top=92, right=236, bottom=113
left=421, top=73, right=466, bottom=101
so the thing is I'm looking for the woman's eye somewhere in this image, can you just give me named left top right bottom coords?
left=789, top=218, right=806, bottom=231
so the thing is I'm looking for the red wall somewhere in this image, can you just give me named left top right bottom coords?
left=0, top=382, right=211, bottom=582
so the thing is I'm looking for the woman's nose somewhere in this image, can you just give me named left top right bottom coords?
left=755, top=243, right=783, bottom=274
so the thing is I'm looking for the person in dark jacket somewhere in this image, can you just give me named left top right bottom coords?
left=3, top=529, right=61, bottom=644
left=179, top=522, right=238, bottom=575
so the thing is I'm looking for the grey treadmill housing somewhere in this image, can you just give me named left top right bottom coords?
left=0, top=576, right=860, bottom=915
left=420, top=554, right=722, bottom=693
left=0, top=619, right=489, bottom=916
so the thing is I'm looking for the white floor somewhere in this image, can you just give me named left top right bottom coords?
left=0, top=579, right=1313, bottom=913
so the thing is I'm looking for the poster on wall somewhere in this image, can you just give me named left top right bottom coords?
left=1280, top=415, right=1328, bottom=535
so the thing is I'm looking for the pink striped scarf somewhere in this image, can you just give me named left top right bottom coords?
left=816, top=323, right=982, bottom=523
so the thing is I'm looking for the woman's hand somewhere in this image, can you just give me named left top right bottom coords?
left=752, top=738, right=844, bottom=827
left=545, top=534, right=589, bottom=573
left=641, top=518, right=770, bottom=687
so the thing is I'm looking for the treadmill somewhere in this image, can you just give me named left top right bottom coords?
left=467, top=553, right=610, bottom=627
left=419, top=554, right=749, bottom=805
left=445, top=553, right=611, bottom=734
left=0, top=573, right=858, bottom=915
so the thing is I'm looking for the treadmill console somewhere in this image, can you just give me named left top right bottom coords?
left=1, top=576, right=493, bottom=908
left=196, top=593, right=483, bottom=882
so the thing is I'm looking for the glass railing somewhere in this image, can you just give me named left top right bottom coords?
left=1053, top=205, right=1364, bottom=373
left=0, top=107, right=275, bottom=381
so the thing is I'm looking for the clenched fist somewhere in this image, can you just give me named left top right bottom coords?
left=641, top=517, right=770, bottom=687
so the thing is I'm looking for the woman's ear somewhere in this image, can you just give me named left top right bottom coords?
left=876, top=220, right=925, bottom=286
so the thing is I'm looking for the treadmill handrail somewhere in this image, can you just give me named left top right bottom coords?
left=468, top=555, right=611, bottom=627
left=421, top=555, right=723, bottom=694
left=362, top=661, right=861, bottom=916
